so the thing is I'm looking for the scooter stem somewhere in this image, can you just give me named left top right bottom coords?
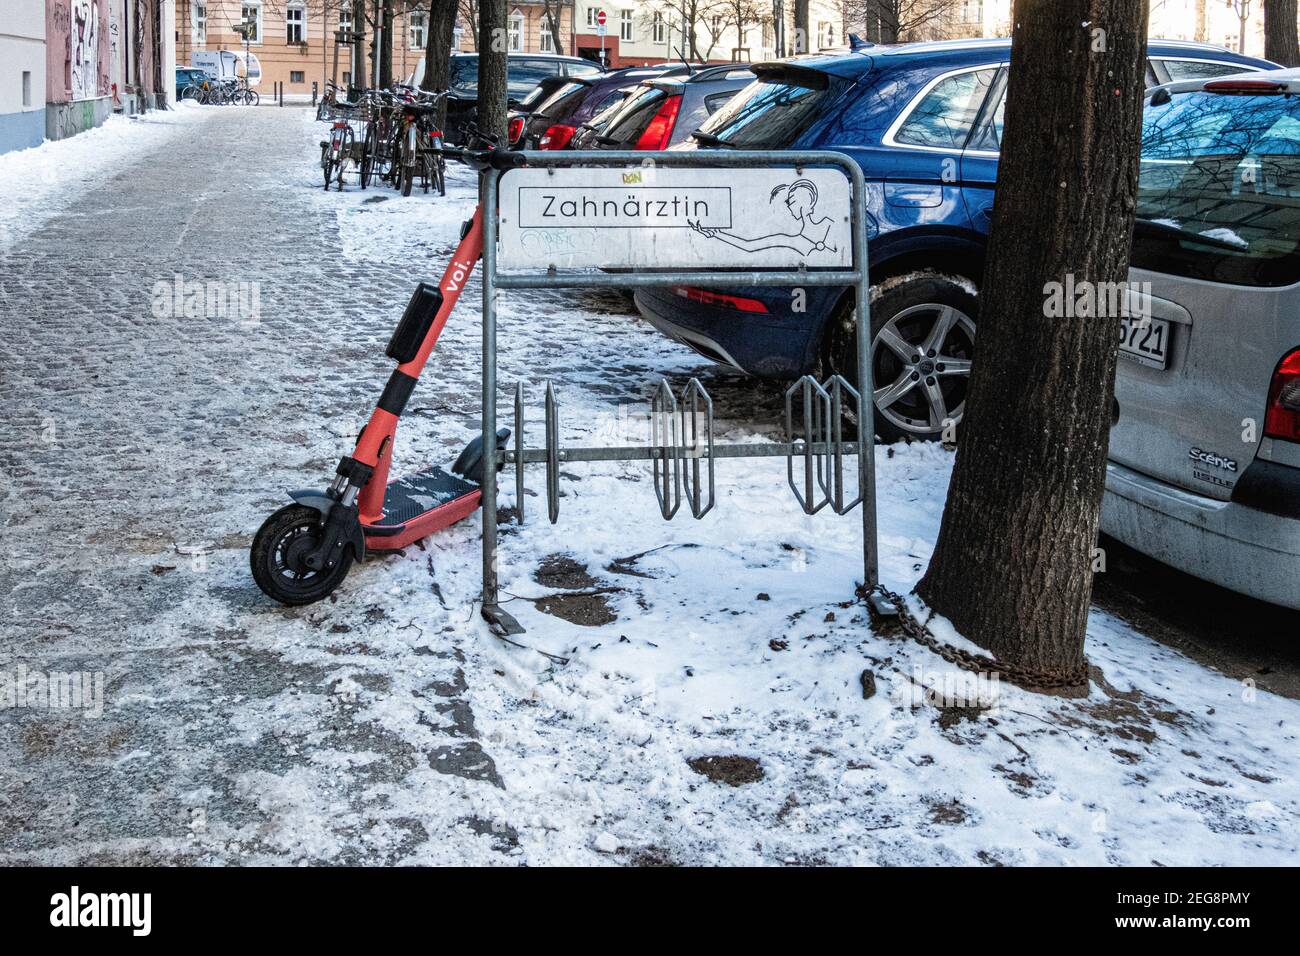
left=352, top=206, right=487, bottom=525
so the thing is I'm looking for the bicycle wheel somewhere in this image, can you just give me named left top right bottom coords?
left=181, top=85, right=199, bottom=101
left=245, top=90, right=260, bottom=106
left=321, top=145, right=334, bottom=190
left=435, top=155, right=446, bottom=198
left=359, top=127, right=375, bottom=190
left=338, top=129, right=353, bottom=191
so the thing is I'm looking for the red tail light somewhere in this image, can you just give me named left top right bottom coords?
left=672, top=286, right=769, bottom=314
left=1204, top=79, right=1287, bottom=95
left=635, top=95, right=683, bottom=151
left=1265, top=348, right=1300, bottom=443
left=507, top=115, right=524, bottom=144
left=539, top=123, right=577, bottom=150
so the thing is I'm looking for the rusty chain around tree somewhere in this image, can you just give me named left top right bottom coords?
left=866, top=585, right=1090, bottom=694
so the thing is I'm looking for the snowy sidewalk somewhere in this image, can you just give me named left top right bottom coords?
left=0, top=106, right=1296, bottom=865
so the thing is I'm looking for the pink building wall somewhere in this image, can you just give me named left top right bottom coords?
left=47, top=0, right=112, bottom=105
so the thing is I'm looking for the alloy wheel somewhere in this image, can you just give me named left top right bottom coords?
left=870, top=303, right=976, bottom=437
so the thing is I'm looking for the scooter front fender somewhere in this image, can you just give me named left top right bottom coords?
left=288, top=489, right=367, bottom=562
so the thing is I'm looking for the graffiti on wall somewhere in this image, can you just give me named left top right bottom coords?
left=71, top=1, right=101, bottom=101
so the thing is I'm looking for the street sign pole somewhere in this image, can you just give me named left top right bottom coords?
left=597, top=9, right=607, bottom=66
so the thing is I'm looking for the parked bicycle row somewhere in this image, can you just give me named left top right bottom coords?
left=316, top=82, right=447, bottom=196
left=180, top=77, right=260, bottom=107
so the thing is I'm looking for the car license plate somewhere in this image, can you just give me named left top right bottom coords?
left=1119, top=315, right=1170, bottom=370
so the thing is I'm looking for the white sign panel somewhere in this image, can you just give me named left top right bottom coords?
left=497, top=165, right=853, bottom=271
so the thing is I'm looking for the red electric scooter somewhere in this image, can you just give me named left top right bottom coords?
left=251, top=131, right=525, bottom=605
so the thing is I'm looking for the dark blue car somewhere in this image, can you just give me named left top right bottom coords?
left=636, top=38, right=1277, bottom=441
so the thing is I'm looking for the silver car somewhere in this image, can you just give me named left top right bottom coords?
left=1104, top=68, right=1300, bottom=609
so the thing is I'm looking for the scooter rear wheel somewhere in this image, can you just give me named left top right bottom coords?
left=251, top=504, right=354, bottom=605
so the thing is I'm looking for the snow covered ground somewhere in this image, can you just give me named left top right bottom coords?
left=0, top=103, right=214, bottom=255
left=0, top=106, right=1296, bottom=866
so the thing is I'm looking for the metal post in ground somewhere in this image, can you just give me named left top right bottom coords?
left=480, top=170, right=502, bottom=621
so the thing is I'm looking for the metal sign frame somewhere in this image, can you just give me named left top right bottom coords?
left=478, top=150, right=877, bottom=637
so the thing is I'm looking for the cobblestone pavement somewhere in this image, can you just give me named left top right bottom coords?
left=2, top=106, right=1298, bottom=866
left=0, top=106, right=722, bottom=863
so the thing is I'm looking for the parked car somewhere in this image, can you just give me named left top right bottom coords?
left=1101, top=68, right=1300, bottom=610
left=585, top=64, right=756, bottom=151
left=513, top=65, right=694, bottom=150
left=507, top=75, right=575, bottom=145
left=633, top=38, right=1277, bottom=441
left=410, top=52, right=605, bottom=144
left=176, top=67, right=214, bottom=100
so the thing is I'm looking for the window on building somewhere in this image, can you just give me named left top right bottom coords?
left=711, top=15, right=721, bottom=34
left=540, top=14, right=555, bottom=52
left=241, top=3, right=262, bottom=43
left=586, top=7, right=598, bottom=28
left=508, top=9, right=524, bottom=51
left=193, top=2, right=207, bottom=44
left=339, top=7, right=352, bottom=31
left=410, top=11, right=428, bottom=49
left=286, top=5, right=305, bottom=44
left=961, top=0, right=983, bottom=23
left=818, top=21, right=834, bottom=48
left=342, top=70, right=352, bottom=85
left=452, top=26, right=463, bottom=49
left=22, top=71, right=32, bottom=107
left=290, top=70, right=305, bottom=83
left=620, top=9, right=633, bottom=41
left=652, top=11, right=666, bottom=43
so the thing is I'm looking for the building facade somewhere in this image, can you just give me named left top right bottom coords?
left=0, top=0, right=47, bottom=155
left=24, top=1, right=175, bottom=148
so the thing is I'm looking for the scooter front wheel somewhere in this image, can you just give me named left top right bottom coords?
left=251, top=504, right=354, bottom=605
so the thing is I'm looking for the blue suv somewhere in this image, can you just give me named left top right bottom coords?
left=636, top=38, right=1276, bottom=441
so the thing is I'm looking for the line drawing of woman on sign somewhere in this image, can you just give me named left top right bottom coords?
left=688, top=179, right=837, bottom=256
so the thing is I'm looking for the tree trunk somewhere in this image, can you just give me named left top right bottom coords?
left=477, top=0, right=507, bottom=141
left=542, top=0, right=564, bottom=53
left=1265, top=0, right=1300, bottom=66
left=914, top=0, right=1150, bottom=695
left=1194, top=0, right=1207, bottom=42
left=380, top=1, right=394, bottom=88
left=793, top=0, right=809, bottom=52
left=352, top=0, right=367, bottom=90
left=423, top=0, right=458, bottom=128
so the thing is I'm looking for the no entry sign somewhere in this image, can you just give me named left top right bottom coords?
left=497, top=164, right=853, bottom=271
left=597, top=9, right=606, bottom=25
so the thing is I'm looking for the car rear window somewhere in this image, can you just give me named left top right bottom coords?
left=1160, top=59, right=1259, bottom=82
left=1133, top=88, right=1300, bottom=287
left=692, top=68, right=844, bottom=148
left=449, top=57, right=478, bottom=93
left=599, top=86, right=669, bottom=145
left=509, top=60, right=561, bottom=98
left=535, top=81, right=590, bottom=119
left=567, top=61, right=605, bottom=77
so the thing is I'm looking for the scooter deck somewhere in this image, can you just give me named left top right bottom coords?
left=363, top=465, right=481, bottom=550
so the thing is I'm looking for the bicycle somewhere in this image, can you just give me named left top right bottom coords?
left=321, top=110, right=355, bottom=191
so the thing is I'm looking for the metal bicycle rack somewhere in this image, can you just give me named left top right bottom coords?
left=478, top=150, right=880, bottom=637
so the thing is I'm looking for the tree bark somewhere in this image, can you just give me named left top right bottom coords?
left=476, top=0, right=507, bottom=141
left=1265, top=0, right=1300, bottom=66
left=1194, top=0, right=1207, bottom=42
left=352, top=0, right=367, bottom=90
left=380, top=1, right=395, bottom=87
left=914, top=0, right=1150, bottom=694
left=423, top=0, right=457, bottom=128
left=793, top=0, right=809, bottom=52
